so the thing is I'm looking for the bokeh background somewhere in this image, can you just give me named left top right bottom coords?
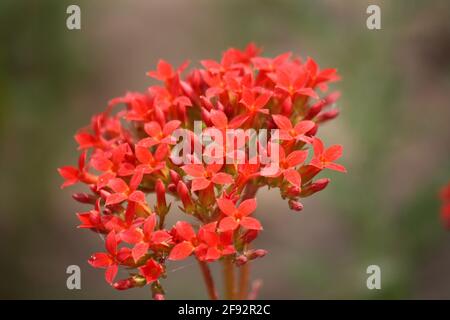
left=1, top=0, right=450, bottom=299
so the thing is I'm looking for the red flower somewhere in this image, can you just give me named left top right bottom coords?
left=261, top=147, right=308, bottom=187
left=105, top=170, right=146, bottom=206
left=272, top=67, right=318, bottom=99
left=88, top=230, right=126, bottom=284
left=217, top=198, right=262, bottom=232
left=272, top=114, right=315, bottom=144
left=120, top=214, right=172, bottom=262
left=139, top=120, right=181, bottom=148
left=182, top=163, right=234, bottom=192
left=139, top=258, right=164, bottom=284
left=168, top=221, right=235, bottom=262
left=440, top=183, right=450, bottom=229
left=310, top=138, right=347, bottom=173
left=168, top=221, right=198, bottom=260
left=240, top=89, right=272, bottom=116
left=58, top=151, right=95, bottom=188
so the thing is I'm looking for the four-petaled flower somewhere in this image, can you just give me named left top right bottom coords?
left=182, top=163, right=234, bottom=192
left=310, top=138, right=346, bottom=173
left=217, top=198, right=262, bottom=232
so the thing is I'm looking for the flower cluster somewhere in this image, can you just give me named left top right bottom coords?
left=440, top=182, right=450, bottom=229
left=58, top=44, right=345, bottom=299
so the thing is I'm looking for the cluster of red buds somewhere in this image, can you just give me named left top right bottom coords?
left=441, top=182, right=450, bottom=229
left=58, top=44, right=345, bottom=299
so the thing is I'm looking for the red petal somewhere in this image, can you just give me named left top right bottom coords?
left=240, top=217, right=263, bottom=230
left=272, top=114, right=292, bottom=131
left=325, top=162, right=347, bottom=173
left=168, top=241, right=195, bottom=260
left=143, top=214, right=157, bottom=239
left=294, top=120, right=315, bottom=135
left=108, top=178, right=129, bottom=194
left=88, top=253, right=111, bottom=268
left=216, top=198, right=237, bottom=216
left=105, top=230, right=117, bottom=255
left=218, top=216, right=239, bottom=232
left=312, top=138, right=324, bottom=156
left=324, top=145, right=343, bottom=162
left=157, top=59, right=174, bottom=79
left=91, top=156, right=113, bottom=172
left=105, top=264, right=118, bottom=284
left=105, top=193, right=127, bottom=206
left=191, top=178, right=211, bottom=192
left=285, top=150, right=308, bottom=168
left=128, top=190, right=146, bottom=204
left=240, top=89, right=254, bottom=107
left=129, top=169, right=144, bottom=191
left=254, top=92, right=272, bottom=109
left=163, top=120, right=181, bottom=136
left=175, top=221, right=196, bottom=241
left=238, top=198, right=257, bottom=217
left=211, top=173, right=234, bottom=185
left=135, top=145, right=153, bottom=164
left=132, top=242, right=149, bottom=263
left=58, top=166, right=78, bottom=181
left=204, top=247, right=221, bottom=262
left=182, top=164, right=205, bottom=177
left=139, top=259, right=163, bottom=283
left=120, top=228, right=143, bottom=244
left=297, top=87, right=318, bottom=99
left=228, top=114, right=249, bottom=129
left=144, top=121, right=162, bottom=138
left=151, top=230, right=172, bottom=245
left=283, top=169, right=302, bottom=187
left=210, top=109, right=228, bottom=129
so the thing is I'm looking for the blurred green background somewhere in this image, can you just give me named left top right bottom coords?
left=1, top=0, right=450, bottom=299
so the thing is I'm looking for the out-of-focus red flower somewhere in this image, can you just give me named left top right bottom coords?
left=440, top=182, right=450, bottom=229
left=310, top=137, right=346, bottom=173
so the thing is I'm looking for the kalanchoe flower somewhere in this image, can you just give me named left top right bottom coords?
left=440, top=182, right=450, bottom=229
left=58, top=44, right=345, bottom=299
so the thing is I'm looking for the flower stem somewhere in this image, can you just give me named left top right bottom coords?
left=198, top=260, right=218, bottom=300
left=238, top=262, right=249, bottom=300
left=223, top=256, right=235, bottom=299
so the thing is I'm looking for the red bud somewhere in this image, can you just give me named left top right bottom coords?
left=288, top=200, right=304, bottom=211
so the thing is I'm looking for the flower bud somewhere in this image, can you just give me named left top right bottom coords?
left=288, top=200, right=304, bottom=211
left=246, top=249, right=268, bottom=260
left=300, top=178, right=330, bottom=197
left=241, top=229, right=259, bottom=244
left=235, top=255, right=248, bottom=266
left=113, top=275, right=145, bottom=290
left=169, top=169, right=181, bottom=186
left=155, top=179, right=167, bottom=208
left=177, top=181, right=194, bottom=214
left=305, top=100, right=325, bottom=120
left=316, top=109, right=339, bottom=124
left=285, top=185, right=301, bottom=197
left=72, top=192, right=97, bottom=204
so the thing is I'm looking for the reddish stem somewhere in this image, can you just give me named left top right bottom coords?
left=198, top=260, right=218, bottom=300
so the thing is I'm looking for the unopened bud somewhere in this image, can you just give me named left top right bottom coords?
left=288, top=200, right=304, bottom=211
left=300, top=178, right=330, bottom=197
left=235, top=255, right=248, bottom=266
left=247, top=249, right=268, bottom=260
left=241, top=229, right=259, bottom=244
left=72, top=193, right=97, bottom=204
left=155, top=179, right=167, bottom=208
left=177, top=181, right=194, bottom=213
left=316, top=109, right=339, bottom=124
left=169, top=169, right=181, bottom=186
